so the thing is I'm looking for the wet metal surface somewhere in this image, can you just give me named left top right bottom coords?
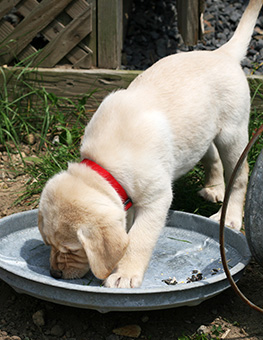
left=0, top=209, right=250, bottom=312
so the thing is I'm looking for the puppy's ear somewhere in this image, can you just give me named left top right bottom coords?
left=77, top=223, right=129, bottom=280
left=38, top=210, right=43, bottom=233
left=38, top=210, right=49, bottom=245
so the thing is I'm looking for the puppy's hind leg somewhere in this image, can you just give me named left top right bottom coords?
left=198, top=143, right=225, bottom=203
left=210, top=129, right=249, bottom=230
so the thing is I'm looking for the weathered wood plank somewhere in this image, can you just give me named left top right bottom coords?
left=17, top=0, right=67, bottom=42
left=0, top=67, right=141, bottom=109
left=176, top=0, right=202, bottom=46
left=0, top=20, right=13, bottom=47
left=16, top=0, right=37, bottom=16
left=69, top=49, right=92, bottom=69
left=18, top=0, right=73, bottom=64
left=85, top=0, right=97, bottom=67
left=97, top=0, right=123, bottom=69
left=65, top=0, right=90, bottom=18
left=249, top=76, right=263, bottom=111
left=64, top=0, right=93, bottom=68
left=32, top=7, right=92, bottom=67
left=0, top=0, right=21, bottom=21
left=1, top=67, right=262, bottom=118
left=0, top=19, right=37, bottom=66
left=16, top=44, right=38, bottom=62
left=17, top=0, right=92, bottom=68
left=0, top=0, right=74, bottom=65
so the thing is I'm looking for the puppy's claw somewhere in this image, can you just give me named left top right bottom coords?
left=104, top=273, right=142, bottom=288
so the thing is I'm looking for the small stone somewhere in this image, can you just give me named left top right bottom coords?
left=197, top=325, right=209, bottom=335
left=141, top=315, right=149, bottom=323
left=106, top=335, right=120, bottom=340
left=50, top=324, right=64, bottom=337
left=243, top=67, right=251, bottom=75
left=52, top=135, right=60, bottom=144
left=113, top=324, right=141, bottom=338
left=230, top=12, right=241, bottom=23
left=211, top=308, right=218, bottom=315
left=0, top=208, right=8, bottom=217
left=24, top=133, right=36, bottom=145
left=1, top=183, right=9, bottom=189
left=32, top=310, right=45, bottom=327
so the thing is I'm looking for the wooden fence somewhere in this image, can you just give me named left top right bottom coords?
left=0, top=0, right=123, bottom=69
left=0, top=0, right=207, bottom=112
left=0, top=0, right=204, bottom=70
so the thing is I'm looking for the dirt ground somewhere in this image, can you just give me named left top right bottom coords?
left=0, top=150, right=263, bottom=340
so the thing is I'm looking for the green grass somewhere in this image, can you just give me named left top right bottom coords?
left=0, top=64, right=95, bottom=206
left=177, top=324, right=225, bottom=340
left=1, top=66, right=263, bottom=210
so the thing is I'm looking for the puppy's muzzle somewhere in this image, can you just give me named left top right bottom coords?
left=50, top=268, right=63, bottom=279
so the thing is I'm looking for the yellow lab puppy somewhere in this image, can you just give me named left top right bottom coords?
left=39, top=0, right=262, bottom=288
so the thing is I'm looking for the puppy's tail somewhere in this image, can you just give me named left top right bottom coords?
left=218, top=0, right=262, bottom=61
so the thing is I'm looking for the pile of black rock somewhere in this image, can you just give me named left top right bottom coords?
left=122, top=0, right=263, bottom=75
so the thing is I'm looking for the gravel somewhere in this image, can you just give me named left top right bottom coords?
left=123, top=0, right=263, bottom=75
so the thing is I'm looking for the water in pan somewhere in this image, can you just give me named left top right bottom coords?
left=0, top=223, right=242, bottom=290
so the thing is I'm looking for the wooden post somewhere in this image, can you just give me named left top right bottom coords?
left=176, top=0, right=204, bottom=46
left=97, top=0, right=123, bottom=69
left=86, top=0, right=97, bottom=67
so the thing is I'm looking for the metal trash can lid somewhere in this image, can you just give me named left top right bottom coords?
left=245, top=149, right=263, bottom=267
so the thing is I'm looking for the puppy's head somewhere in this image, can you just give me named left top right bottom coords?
left=38, top=169, right=129, bottom=280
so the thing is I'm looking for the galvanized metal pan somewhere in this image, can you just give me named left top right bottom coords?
left=0, top=209, right=250, bottom=312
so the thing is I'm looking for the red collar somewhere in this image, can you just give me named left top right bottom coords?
left=80, top=159, right=133, bottom=211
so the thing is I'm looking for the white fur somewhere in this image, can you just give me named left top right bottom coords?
left=39, top=0, right=262, bottom=288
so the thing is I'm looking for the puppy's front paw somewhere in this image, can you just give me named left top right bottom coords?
left=104, top=272, right=143, bottom=288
